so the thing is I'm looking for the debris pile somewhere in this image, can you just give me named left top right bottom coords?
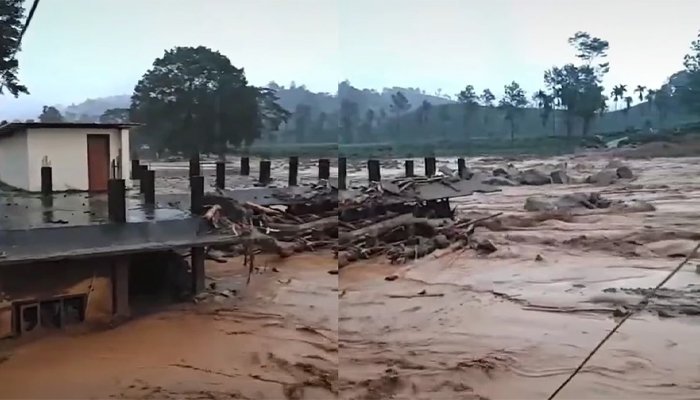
left=524, top=192, right=655, bottom=213
left=336, top=196, right=502, bottom=267
left=202, top=190, right=338, bottom=259
left=483, top=160, right=634, bottom=187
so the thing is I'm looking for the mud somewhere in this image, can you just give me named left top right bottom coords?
left=340, top=155, right=700, bottom=399
left=2, top=154, right=700, bottom=399
left=0, top=253, right=339, bottom=399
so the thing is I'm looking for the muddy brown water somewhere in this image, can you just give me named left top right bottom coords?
left=2, top=155, right=700, bottom=399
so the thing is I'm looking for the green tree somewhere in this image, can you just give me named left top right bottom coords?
left=480, top=88, right=495, bottom=107
left=480, top=88, right=495, bottom=125
left=532, top=90, right=554, bottom=128
left=390, top=91, right=410, bottom=134
left=416, top=100, right=432, bottom=125
left=457, top=85, right=479, bottom=138
left=679, top=31, right=700, bottom=115
left=611, top=84, right=627, bottom=110
left=292, top=103, right=312, bottom=143
left=634, top=85, right=647, bottom=102
left=314, top=111, right=327, bottom=140
left=654, top=87, right=673, bottom=127
left=130, top=46, right=288, bottom=155
left=0, top=0, right=32, bottom=97
left=437, top=105, right=451, bottom=138
left=38, top=106, right=64, bottom=122
left=498, top=81, right=528, bottom=141
left=623, top=96, right=633, bottom=127
left=340, top=99, right=359, bottom=143
left=360, top=108, right=376, bottom=142
left=99, top=108, right=130, bottom=123
left=545, top=32, right=609, bottom=136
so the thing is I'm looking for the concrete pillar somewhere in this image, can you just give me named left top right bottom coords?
left=112, top=258, right=130, bottom=318
left=107, top=178, right=126, bottom=223
left=318, top=158, right=330, bottom=180
left=188, top=153, right=201, bottom=178
left=457, top=158, right=467, bottom=179
left=240, top=157, right=250, bottom=176
left=405, top=160, right=415, bottom=177
left=259, top=160, right=271, bottom=184
left=215, top=161, right=225, bottom=190
left=131, top=159, right=141, bottom=180
left=191, top=247, right=205, bottom=294
left=368, top=159, right=381, bottom=182
left=40, top=166, right=52, bottom=195
left=138, top=165, right=148, bottom=194
left=143, top=170, right=155, bottom=205
left=338, top=157, right=347, bottom=190
left=288, top=156, right=299, bottom=186
left=424, top=157, right=436, bottom=177
left=190, top=175, right=204, bottom=214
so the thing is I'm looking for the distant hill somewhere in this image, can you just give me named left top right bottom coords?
left=55, top=82, right=454, bottom=123
left=55, top=95, right=130, bottom=122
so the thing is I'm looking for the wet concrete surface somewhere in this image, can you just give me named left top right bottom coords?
left=0, top=157, right=329, bottom=230
left=0, top=191, right=190, bottom=230
left=1, top=154, right=700, bottom=399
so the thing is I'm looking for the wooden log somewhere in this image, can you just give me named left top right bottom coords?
left=266, top=216, right=338, bottom=233
left=340, top=213, right=451, bottom=242
left=244, top=201, right=282, bottom=216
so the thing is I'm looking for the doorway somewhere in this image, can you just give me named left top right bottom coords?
left=87, top=134, right=110, bottom=192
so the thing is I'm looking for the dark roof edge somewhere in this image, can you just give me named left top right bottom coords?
left=0, top=122, right=141, bottom=136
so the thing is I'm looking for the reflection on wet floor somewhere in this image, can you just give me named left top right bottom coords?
left=0, top=190, right=191, bottom=230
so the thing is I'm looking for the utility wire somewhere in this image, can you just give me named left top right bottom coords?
left=547, top=241, right=700, bottom=400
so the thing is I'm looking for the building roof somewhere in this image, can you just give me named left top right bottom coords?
left=0, top=217, right=240, bottom=266
left=0, top=122, right=140, bottom=137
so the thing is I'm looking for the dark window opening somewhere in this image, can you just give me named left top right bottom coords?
left=13, top=295, right=86, bottom=336
left=128, top=251, right=190, bottom=313
left=40, top=300, right=61, bottom=329
left=19, top=304, right=39, bottom=333
left=62, top=296, right=85, bottom=325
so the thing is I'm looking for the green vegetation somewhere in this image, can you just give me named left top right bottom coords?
left=6, top=21, right=700, bottom=159
left=37, top=106, right=63, bottom=122
left=0, top=0, right=29, bottom=97
left=129, top=46, right=289, bottom=156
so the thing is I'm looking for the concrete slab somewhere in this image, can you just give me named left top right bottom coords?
left=0, top=190, right=190, bottom=230
left=0, top=217, right=238, bottom=266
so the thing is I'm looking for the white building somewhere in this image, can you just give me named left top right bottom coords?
left=0, top=122, right=134, bottom=192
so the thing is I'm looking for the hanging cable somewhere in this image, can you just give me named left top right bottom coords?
left=547, top=241, right=700, bottom=399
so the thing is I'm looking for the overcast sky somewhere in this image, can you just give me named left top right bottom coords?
left=1, top=0, right=699, bottom=115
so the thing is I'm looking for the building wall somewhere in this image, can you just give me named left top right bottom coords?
left=0, top=131, right=29, bottom=189
left=25, top=128, right=131, bottom=191
left=0, top=259, right=115, bottom=339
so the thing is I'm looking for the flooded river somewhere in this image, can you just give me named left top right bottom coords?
left=2, top=154, right=700, bottom=399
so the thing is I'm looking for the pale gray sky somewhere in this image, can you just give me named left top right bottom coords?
left=1, top=0, right=699, bottom=116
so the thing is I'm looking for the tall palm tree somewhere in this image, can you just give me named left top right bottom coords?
left=634, top=85, right=647, bottom=102
left=611, top=85, right=627, bottom=110
left=623, top=96, right=633, bottom=127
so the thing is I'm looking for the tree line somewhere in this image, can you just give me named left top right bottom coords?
left=2, top=0, right=700, bottom=150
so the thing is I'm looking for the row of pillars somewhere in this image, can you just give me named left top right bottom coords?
left=361, top=157, right=468, bottom=183
left=183, top=155, right=332, bottom=189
